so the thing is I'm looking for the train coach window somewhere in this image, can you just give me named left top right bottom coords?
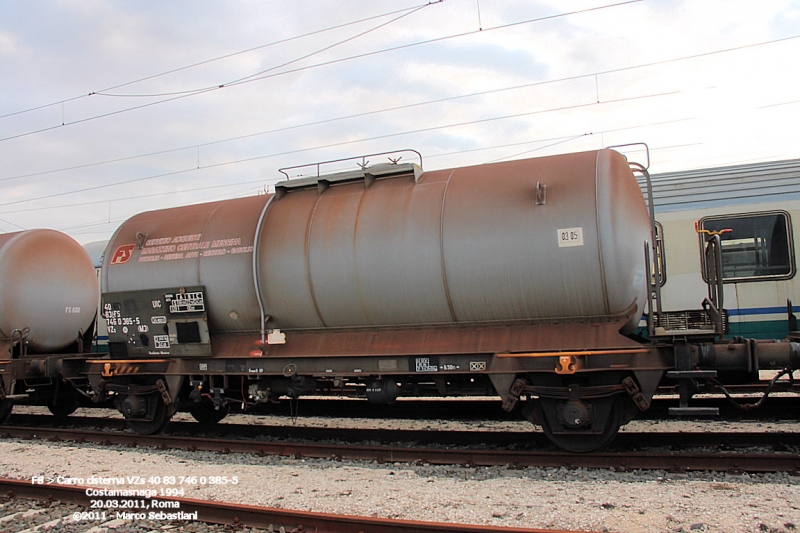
left=699, top=211, right=795, bottom=282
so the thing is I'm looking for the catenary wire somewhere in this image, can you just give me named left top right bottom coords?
left=92, top=2, right=434, bottom=98
left=0, top=179, right=268, bottom=214
left=0, top=89, right=683, bottom=210
left=0, top=2, right=438, bottom=120
left=0, top=4, right=432, bottom=142
left=43, top=136, right=705, bottom=237
left=3, top=31, right=797, bottom=183
left=1, top=119, right=699, bottom=217
left=0, top=217, right=26, bottom=231
left=0, top=0, right=641, bottom=143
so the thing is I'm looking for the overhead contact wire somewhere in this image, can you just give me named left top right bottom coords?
left=0, top=0, right=637, bottom=143
left=0, top=90, right=680, bottom=209
left=4, top=31, right=798, bottom=183
left=0, top=2, right=437, bottom=118
left=92, top=2, right=434, bottom=98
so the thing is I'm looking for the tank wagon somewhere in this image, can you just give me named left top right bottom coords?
left=1, top=148, right=798, bottom=451
left=0, top=229, right=98, bottom=420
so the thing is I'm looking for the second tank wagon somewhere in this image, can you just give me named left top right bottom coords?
left=0, top=229, right=98, bottom=354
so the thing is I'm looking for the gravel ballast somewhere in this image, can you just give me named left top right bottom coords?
left=0, top=410, right=798, bottom=533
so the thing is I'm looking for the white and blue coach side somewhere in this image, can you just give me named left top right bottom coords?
left=646, top=158, right=800, bottom=340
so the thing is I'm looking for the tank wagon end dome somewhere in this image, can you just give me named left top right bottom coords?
left=102, top=195, right=271, bottom=333
left=594, top=149, right=652, bottom=331
left=0, top=229, right=99, bottom=353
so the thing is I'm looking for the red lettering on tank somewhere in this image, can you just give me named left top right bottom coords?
left=109, top=244, right=136, bottom=265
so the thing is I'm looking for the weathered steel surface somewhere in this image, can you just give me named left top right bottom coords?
left=81, top=240, right=108, bottom=268
left=102, top=195, right=270, bottom=333
left=103, top=149, right=650, bottom=356
left=210, top=314, right=647, bottom=359
left=0, top=229, right=98, bottom=352
left=259, top=149, right=650, bottom=333
left=440, top=150, right=646, bottom=325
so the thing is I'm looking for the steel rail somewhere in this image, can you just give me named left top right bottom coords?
left=6, top=414, right=800, bottom=449
left=0, top=477, right=589, bottom=533
left=1, top=426, right=798, bottom=474
left=8, top=393, right=800, bottom=422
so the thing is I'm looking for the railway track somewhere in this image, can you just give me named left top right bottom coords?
left=2, top=424, right=798, bottom=474
left=248, top=393, right=800, bottom=420
left=6, top=412, right=800, bottom=450
left=17, top=394, right=800, bottom=421
left=0, top=477, right=593, bottom=533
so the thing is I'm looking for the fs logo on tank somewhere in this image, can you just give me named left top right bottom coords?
left=110, top=244, right=136, bottom=265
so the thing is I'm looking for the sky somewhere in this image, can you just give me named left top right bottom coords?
left=1, top=0, right=799, bottom=243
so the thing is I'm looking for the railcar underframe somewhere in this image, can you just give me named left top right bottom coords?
left=2, top=317, right=799, bottom=452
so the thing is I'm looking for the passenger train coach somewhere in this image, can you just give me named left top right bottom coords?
left=648, top=158, right=800, bottom=340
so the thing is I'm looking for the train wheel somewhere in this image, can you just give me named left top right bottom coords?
left=189, top=399, right=229, bottom=425
left=0, top=400, right=12, bottom=425
left=529, top=397, right=623, bottom=453
left=125, top=394, right=174, bottom=435
left=48, top=396, right=80, bottom=419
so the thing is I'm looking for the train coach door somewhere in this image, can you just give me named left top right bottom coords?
left=698, top=211, right=796, bottom=340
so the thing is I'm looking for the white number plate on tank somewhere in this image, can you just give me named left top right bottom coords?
left=557, top=227, right=584, bottom=247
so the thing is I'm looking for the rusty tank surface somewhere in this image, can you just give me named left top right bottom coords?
left=260, top=148, right=649, bottom=332
left=101, top=148, right=650, bottom=358
left=102, top=194, right=270, bottom=335
left=89, top=148, right=668, bottom=448
left=0, top=229, right=98, bottom=353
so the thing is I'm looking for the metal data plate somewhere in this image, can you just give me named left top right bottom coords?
left=102, top=286, right=212, bottom=358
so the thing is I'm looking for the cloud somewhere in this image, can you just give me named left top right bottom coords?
left=1, top=0, right=799, bottom=240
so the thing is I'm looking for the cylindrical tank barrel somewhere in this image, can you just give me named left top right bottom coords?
left=0, top=229, right=99, bottom=353
left=102, top=195, right=270, bottom=332
left=259, top=148, right=651, bottom=331
left=103, top=149, right=651, bottom=336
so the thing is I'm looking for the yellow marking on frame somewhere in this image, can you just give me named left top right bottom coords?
left=496, top=349, right=649, bottom=358
left=555, top=356, right=577, bottom=374
left=88, top=359, right=168, bottom=364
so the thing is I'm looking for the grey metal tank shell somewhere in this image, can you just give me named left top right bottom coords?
left=0, top=229, right=99, bottom=352
left=102, top=195, right=270, bottom=333
left=82, top=240, right=109, bottom=269
left=103, top=149, right=650, bottom=335
left=259, top=148, right=650, bottom=331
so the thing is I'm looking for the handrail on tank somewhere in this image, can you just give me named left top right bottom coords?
left=10, top=328, right=29, bottom=358
left=636, top=164, right=664, bottom=335
left=278, top=149, right=423, bottom=180
left=607, top=142, right=650, bottom=170
left=643, top=241, right=655, bottom=338
left=607, top=143, right=663, bottom=337
left=253, top=193, right=278, bottom=346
